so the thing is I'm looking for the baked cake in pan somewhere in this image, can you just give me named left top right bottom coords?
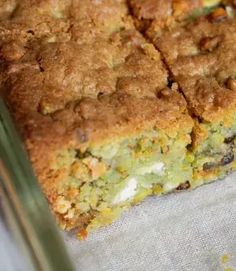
left=1, top=0, right=236, bottom=237
left=1, top=0, right=193, bottom=237
left=157, top=7, right=236, bottom=185
left=130, top=1, right=236, bottom=185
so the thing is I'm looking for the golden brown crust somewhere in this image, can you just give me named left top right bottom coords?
left=156, top=15, right=236, bottom=122
left=129, top=0, right=203, bottom=20
left=130, top=0, right=236, bottom=122
left=0, top=1, right=71, bottom=42
left=0, top=0, right=131, bottom=52
left=0, top=1, right=193, bottom=200
left=70, top=0, right=133, bottom=43
left=129, top=0, right=204, bottom=33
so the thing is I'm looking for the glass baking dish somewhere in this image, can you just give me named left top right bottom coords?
left=0, top=98, right=75, bottom=271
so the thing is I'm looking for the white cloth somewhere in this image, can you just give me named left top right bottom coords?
left=1, top=173, right=236, bottom=271
left=0, top=209, right=30, bottom=271
left=64, top=172, right=236, bottom=271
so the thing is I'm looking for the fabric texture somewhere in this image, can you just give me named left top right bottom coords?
left=65, top=173, right=236, bottom=271
left=1, top=173, right=236, bottom=270
left=0, top=206, right=31, bottom=271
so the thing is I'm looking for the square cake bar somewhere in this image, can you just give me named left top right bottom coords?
left=156, top=6, right=236, bottom=185
left=2, top=0, right=193, bottom=236
left=130, top=0, right=236, bottom=185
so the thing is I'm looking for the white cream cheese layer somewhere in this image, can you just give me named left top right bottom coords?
left=135, top=162, right=165, bottom=176
left=113, top=177, right=137, bottom=204
left=112, top=162, right=166, bottom=204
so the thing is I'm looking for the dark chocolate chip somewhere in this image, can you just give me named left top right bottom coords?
left=221, top=151, right=234, bottom=166
left=176, top=181, right=190, bottom=191
left=76, top=150, right=90, bottom=159
left=224, top=135, right=236, bottom=144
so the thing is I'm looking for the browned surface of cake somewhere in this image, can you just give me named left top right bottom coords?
left=3, top=0, right=236, bottom=235
left=0, top=1, right=195, bottom=233
left=133, top=1, right=236, bottom=183
left=128, top=0, right=216, bottom=34
left=129, top=0, right=203, bottom=22
left=156, top=12, right=236, bottom=123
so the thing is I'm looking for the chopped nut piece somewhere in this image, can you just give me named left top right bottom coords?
left=83, top=157, right=107, bottom=179
left=157, top=88, right=171, bottom=98
left=54, top=196, right=71, bottom=214
left=208, top=7, right=228, bottom=22
left=1, top=41, right=25, bottom=61
left=71, top=161, right=90, bottom=181
left=65, top=209, right=75, bottom=219
left=226, top=78, right=236, bottom=91
left=199, top=35, right=223, bottom=51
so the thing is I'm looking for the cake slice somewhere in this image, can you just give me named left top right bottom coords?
left=1, top=1, right=193, bottom=236
left=144, top=4, right=236, bottom=185
left=4, top=38, right=193, bottom=236
left=4, top=39, right=193, bottom=236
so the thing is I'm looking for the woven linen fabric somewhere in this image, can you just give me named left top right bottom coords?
left=0, top=206, right=30, bottom=271
left=1, top=173, right=236, bottom=270
left=64, top=172, right=236, bottom=271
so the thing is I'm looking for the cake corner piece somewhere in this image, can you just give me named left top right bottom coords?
left=152, top=2, right=236, bottom=185
left=3, top=29, right=194, bottom=236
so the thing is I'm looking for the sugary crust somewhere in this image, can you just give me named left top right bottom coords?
left=0, top=0, right=131, bottom=54
left=129, top=0, right=207, bottom=34
left=0, top=0, right=130, bottom=37
left=70, top=0, right=133, bottom=43
left=129, top=0, right=203, bottom=20
left=0, top=1, right=71, bottom=42
left=156, top=16, right=236, bottom=122
left=0, top=1, right=193, bottom=198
